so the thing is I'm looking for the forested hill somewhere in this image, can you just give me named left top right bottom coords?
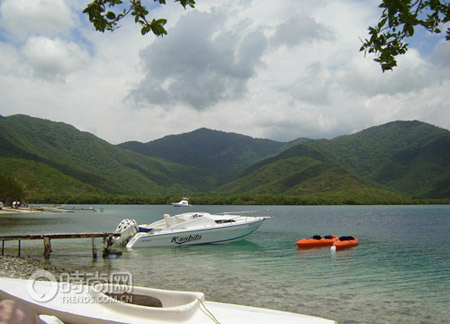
left=225, top=121, right=450, bottom=199
left=118, top=128, right=287, bottom=183
left=0, top=114, right=449, bottom=203
left=305, top=121, right=450, bottom=198
left=0, top=115, right=205, bottom=199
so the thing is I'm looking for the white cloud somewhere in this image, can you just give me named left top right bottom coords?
left=0, top=0, right=449, bottom=144
left=0, top=43, right=22, bottom=75
left=129, top=9, right=267, bottom=110
left=0, top=0, right=77, bottom=40
left=337, top=50, right=437, bottom=97
left=284, top=62, right=334, bottom=105
left=23, top=37, right=90, bottom=81
left=270, top=15, right=334, bottom=48
left=431, top=40, right=450, bottom=68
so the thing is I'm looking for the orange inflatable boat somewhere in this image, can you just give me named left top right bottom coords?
left=332, top=236, right=359, bottom=250
left=296, top=235, right=338, bottom=248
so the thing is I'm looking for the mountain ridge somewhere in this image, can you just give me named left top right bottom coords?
left=0, top=115, right=206, bottom=198
left=118, top=127, right=287, bottom=186
left=1, top=114, right=449, bottom=203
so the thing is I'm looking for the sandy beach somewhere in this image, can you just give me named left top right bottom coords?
left=0, top=207, right=43, bottom=214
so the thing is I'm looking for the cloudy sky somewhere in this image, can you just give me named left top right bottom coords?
left=1, top=0, right=449, bottom=144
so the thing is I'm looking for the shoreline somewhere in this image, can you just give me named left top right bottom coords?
left=0, top=207, right=42, bottom=214
left=0, top=255, right=68, bottom=280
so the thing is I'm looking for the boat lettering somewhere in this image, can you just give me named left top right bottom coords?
left=171, top=234, right=202, bottom=245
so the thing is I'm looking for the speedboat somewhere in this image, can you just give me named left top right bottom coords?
left=171, top=198, right=192, bottom=207
left=296, top=235, right=338, bottom=248
left=0, top=277, right=336, bottom=324
left=114, top=212, right=270, bottom=248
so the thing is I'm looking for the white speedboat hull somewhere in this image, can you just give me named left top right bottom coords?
left=171, top=198, right=192, bottom=207
left=127, top=218, right=265, bottom=248
left=0, top=278, right=336, bottom=324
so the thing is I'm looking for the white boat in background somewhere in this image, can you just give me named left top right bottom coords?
left=113, top=212, right=270, bottom=248
left=0, top=278, right=336, bottom=324
left=172, top=198, right=192, bottom=207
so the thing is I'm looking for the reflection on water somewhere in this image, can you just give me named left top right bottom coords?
left=1, top=205, right=449, bottom=324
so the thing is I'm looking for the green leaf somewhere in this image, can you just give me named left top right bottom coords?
left=141, top=25, right=151, bottom=35
left=150, top=19, right=168, bottom=36
left=106, top=11, right=116, bottom=20
left=83, top=0, right=195, bottom=37
left=379, top=17, right=388, bottom=28
left=155, top=18, right=167, bottom=26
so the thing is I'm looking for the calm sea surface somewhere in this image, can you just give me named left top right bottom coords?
left=1, top=205, right=449, bottom=324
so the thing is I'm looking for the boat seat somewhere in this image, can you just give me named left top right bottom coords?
left=164, top=214, right=176, bottom=227
left=105, top=292, right=162, bottom=307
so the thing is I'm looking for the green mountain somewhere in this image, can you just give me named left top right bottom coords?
left=224, top=121, right=450, bottom=199
left=0, top=115, right=448, bottom=203
left=218, top=156, right=409, bottom=204
left=0, top=115, right=204, bottom=199
left=305, top=121, right=450, bottom=198
left=119, top=128, right=286, bottom=186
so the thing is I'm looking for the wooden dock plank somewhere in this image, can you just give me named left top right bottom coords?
left=0, top=232, right=121, bottom=259
left=0, top=233, right=120, bottom=240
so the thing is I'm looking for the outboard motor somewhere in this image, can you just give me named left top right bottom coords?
left=113, top=219, right=138, bottom=247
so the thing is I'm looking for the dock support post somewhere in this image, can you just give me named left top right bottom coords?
left=43, top=237, right=51, bottom=259
left=102, top=236, right=109, bottom=257
left=92, top=237, right=97, bottom=259
left=102, top=235, right=115, bottom=258
left=0, top=233, right=120, bottom=259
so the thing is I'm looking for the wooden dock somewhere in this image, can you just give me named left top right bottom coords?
left=0, top=232, right=121, bottom=259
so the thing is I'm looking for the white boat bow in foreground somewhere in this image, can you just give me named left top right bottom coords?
left=114, top=212, right=270, bottom=248
left=0, top=278, right=336, bottom=324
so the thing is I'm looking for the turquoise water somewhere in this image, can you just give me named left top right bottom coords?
left=1, top=205, right=449, bottom=323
